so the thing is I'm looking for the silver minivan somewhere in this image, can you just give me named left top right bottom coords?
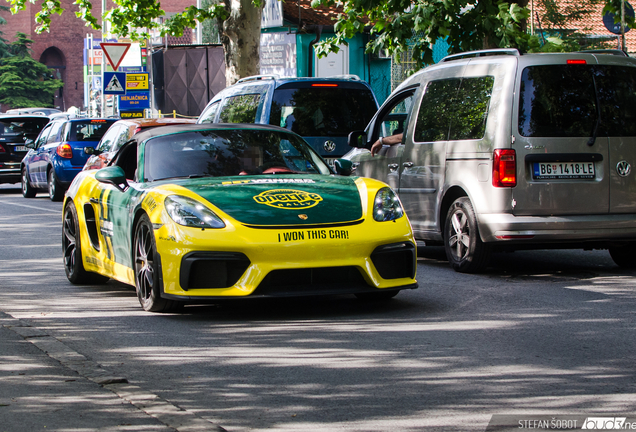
left=345, top=48, right=636, bottom=272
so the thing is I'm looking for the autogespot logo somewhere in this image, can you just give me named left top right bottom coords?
left=253, top=189, right=323, bottom=209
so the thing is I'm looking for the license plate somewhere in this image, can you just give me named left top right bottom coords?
left=13, top=145, right=27, bottom=152
left=533, top=162, right=595, bottom=180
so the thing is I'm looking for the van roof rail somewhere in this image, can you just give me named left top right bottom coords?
left=236, top=75, right=278, bottom=84
left=440, top=48, right=521, bottom=62
left=577, top=49, right=628, bottom=57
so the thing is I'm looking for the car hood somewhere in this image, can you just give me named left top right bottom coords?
left=176, top=175, right=363, bottom=226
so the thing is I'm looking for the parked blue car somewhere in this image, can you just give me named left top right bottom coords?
left=21, top=118, right=117, bottom=201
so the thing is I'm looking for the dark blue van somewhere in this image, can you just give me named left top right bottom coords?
left=197, top=75, right=379, bottom=164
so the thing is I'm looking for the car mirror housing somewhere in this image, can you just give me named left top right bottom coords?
left=95, top=166, right=128, bottom=192
left=347, top=130, right=367, bottom=148
left=334, top=159, right=354, bottom=176
left=24, top=139, right=35, bottom=149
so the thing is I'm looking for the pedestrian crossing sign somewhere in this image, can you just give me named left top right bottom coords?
left=103, top=72, right=126, bottom=95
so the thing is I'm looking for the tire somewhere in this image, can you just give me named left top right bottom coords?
left=133, top=214, right=180, bottom=312
left=443, top=197, right=491, bottom=273
left=609, top=244, right=636, bottom=268
left=62, top=201, right=109, bottom=284
left=21, top=168, right=36, bottom=198
left=355, top=290, right=400, bottom=301
left=48, top=168, right=64, bottom=202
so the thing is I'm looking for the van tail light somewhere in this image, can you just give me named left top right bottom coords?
left=56, top=143, right=73, bottom=159
left=493, top=149, right=516, bottom=187
left=0, top=144, right=5, bottom=153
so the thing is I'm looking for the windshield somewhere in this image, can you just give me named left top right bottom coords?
left=269, top=85, right=377, bottom=136
left=68, top=120, right=115, bottom=142
left=144, top=129, right=332, bottom=182
left=0, top=117, right=49, bottom=140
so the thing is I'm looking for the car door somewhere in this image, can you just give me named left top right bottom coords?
left=347, top=86, right=419, bottom=190
left=512, top=55, right=610, bottom=216
left=28, top=124, right=53, bottom=187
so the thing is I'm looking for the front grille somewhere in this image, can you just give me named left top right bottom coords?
left=180, top=252, right=250, bottom=290
left=254, top=266, right=371, bottom=296
left=371, top=242, right=416, bottom=279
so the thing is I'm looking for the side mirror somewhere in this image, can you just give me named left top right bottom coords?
left=334, top=159, right=354, bottom=176
left=24, top=139, right=35, bottom=149
left=347, top=130, right=367, bottom=148
left=95, top=166, right=128, bottom=192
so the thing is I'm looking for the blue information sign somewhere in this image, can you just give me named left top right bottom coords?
left=103, top=72, right=126, bottom=95
left=119, top=91, right=150, bottom=110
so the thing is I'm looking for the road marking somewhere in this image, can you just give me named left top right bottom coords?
left=0, top=199, right=62, bottom=214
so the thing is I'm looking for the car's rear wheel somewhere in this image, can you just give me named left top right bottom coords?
left=21, top=168, right=36, bottom=198
left=134, top=214, right=181, bottom=312
left=62, top=201, right=109, bottom=284
left=355, top=290, right=400, bottom=301
left=444, top=197, right=491, bottom=273
left=609, top=244, right=636, bottom=268
left=48, top=168, right=64, bottom=202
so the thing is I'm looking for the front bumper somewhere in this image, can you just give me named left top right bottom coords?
left=156, top=217, right=418, bottom=299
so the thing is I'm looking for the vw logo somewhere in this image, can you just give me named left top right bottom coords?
left=617, top=160, right=632, bottom=177
left=323, top=140, right=336, bottom=153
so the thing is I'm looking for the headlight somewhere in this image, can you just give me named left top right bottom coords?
left=373, top=187, right=404, bottom=222
left=165, top=195, right=225, bottom=229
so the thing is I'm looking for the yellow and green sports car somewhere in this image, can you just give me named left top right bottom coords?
left=62, top=124, right=417, bottom=312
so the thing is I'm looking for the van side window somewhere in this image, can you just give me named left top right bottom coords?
left=448, top=76, right=494, bottom=140
left=219, top=94, right=261, bottom=123
left=414, top=78, right=460, bottom=142
left=414, top=76, right=493, bottom=142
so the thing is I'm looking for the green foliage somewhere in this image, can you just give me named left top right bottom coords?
left=313, top=0, right=631, bottom=69
left=0, top=33, right=63, bottom=108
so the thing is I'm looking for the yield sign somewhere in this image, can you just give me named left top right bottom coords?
left=100, top=42, right=131, bottom=71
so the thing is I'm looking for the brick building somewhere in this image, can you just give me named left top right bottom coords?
left=0, top=0, right=196, bottom=111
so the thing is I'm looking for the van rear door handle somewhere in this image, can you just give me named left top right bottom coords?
left=403, top=162, right=414, bottom=168
left=388, top=163, right=399, bottom=172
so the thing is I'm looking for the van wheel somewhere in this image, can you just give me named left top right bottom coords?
left=609, top=244, right=636, bottom=268
left=444, top=197, right=491, bottom=273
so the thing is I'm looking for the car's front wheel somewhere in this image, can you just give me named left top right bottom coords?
left=444, top=197, right=491, bottom=273
left=21, top=168, right=36, bottom=198
left=62, top=201, right=109, bottom=284
left=48, top=168, right=64, bottom=202
left=133, top=214, right=181, bottom=312
left=609, top=243, right=636, bottom=268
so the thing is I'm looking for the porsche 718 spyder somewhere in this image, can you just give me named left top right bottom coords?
left=62, top=123, right=418, bottom=312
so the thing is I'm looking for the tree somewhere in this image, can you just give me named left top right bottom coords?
left=310, top=0, right=633, bottom=70
left=5, top=0, right=263, bottom=86
left=0, top=32, right=63, bottom=108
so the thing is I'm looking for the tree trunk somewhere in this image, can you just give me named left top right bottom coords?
left=220, top=0, right=262, bottom=86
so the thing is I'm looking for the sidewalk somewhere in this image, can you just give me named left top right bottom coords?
left=0, top=312, right=226, bottom=432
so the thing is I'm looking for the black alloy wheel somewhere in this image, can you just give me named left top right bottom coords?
left=62, top=201, right=108, bottom=284
left=133, top=214, right=180, bottom=312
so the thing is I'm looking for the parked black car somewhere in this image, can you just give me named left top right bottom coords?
left=0, top=115, right=50, bottom=184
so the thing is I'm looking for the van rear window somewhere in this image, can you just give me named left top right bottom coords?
left=269, top=86, right=377, bottom=137
left=519, top=65, right=636, bottom=137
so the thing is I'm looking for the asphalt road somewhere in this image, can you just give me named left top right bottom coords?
left=1, top=183, right=636, bottom=431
